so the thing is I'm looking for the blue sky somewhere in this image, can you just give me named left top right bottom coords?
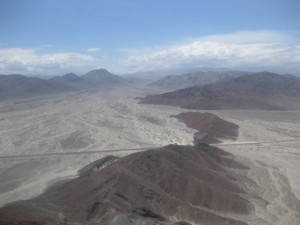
left=0, top=0, right=300, bottom=75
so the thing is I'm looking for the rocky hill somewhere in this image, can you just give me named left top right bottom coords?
left=81, top=68, right=127, bottom=86
left=0, top=144, right=252, bottom=225
left=174, top=112, right=239, bottom=144
left=0, top=74, right=73, bottom=100
left=50, top=73, right=93, bottom=89
left=141, top=72, right=300, bottom=110
left=0, top=69, right=129, bottom=100
left=149, top=71, right=248, bottom=89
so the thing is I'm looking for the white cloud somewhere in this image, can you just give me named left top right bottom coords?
left=86, top=48, right=101, bottom=52
left=0, top=48, right=105, bottom=75
left=196, top=30, right=295, bottom=45
left=0, top=31, right=299, bottom=75
left=120, top=30, right=300, bottom=73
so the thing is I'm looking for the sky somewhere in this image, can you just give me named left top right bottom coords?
left=0, top=0, right=300, bottom=75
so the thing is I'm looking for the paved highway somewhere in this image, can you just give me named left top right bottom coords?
left=0, top=139, right=299, bottom=159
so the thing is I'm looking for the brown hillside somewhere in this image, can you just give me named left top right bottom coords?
left=0, top=144, right=252, bottom=225
left=141, top=72, right=300, bottom=110
left=174, top=112, right=239, bottom=144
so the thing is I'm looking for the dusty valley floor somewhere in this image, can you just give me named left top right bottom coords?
left=0, top=87, right=196, bottom=206
left=211, top=110, right=300, bottom=225
left=0, top=87, right=299, bottom=225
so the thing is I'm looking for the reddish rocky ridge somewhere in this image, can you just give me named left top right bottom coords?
left=174, top=112, right=239, bottom=144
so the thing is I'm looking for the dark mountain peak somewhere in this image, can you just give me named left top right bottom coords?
left=61, top=73, right=81, bottom=81
left=62, top=73, right=79, bottom=78
left=82, top=69, right=126, bottom=85
left=83, top=68, right=114, bottom=77
left=95, top=68, right=110, bottom=73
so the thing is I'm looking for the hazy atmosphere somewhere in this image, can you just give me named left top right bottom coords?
left=0, top=1, right=300, bottom=225
left=1, top=0, right=300, bottom=75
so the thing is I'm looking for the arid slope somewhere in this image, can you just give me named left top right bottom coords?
left=0, top=144, right=252, bottom=225
left=141, top=72, right=300, bottom=110
left=174, top=112, right=239, bottom=144
left=0, top=69, right=129, bottom=100
left=150, top=71, right=248, bottom=89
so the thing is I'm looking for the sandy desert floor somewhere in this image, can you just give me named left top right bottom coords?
left=0, top=87, right=196, bottom=206
left=0, top=87, right=299, bottom=225
left=211, top=110, right=300, bottom=225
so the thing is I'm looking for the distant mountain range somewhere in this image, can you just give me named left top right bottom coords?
left=0, top=74, right=74, bottom=100
left=2, top=69, right=300, bottom=109
left=149, top=71, right=249, bottom=89
left=141, top=72, right=300, bottom=110
left=0, top=69, right=128, bottom=100
left=0, top=144, right=251, bottom=225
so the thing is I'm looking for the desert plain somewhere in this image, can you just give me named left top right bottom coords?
left=0, top=87, right=299, bottom=225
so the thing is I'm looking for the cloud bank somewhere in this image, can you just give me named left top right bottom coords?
left=122, top=31, right=300, bottom=73
left=0, top=48, right=103, bottom=75
left=0, top=31, right=299, bottom=75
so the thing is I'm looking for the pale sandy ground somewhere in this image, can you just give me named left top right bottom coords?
left=211, top=110, right=300, bottom=225
left=0, top=88, right=299, bottom=225
left=0, top=87, right=195, bottom=206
